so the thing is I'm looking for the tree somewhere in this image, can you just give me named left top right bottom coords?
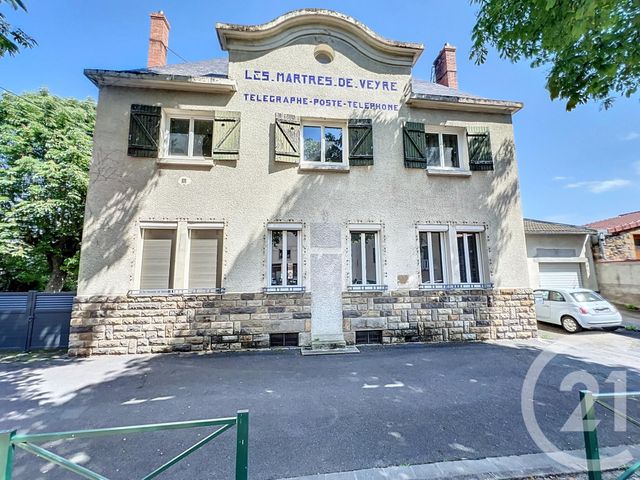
left=0, top=0, right=35, bottom=56
left=470, top=0, right=640, bottom=110
left=0, top=90, right=95, bottom=292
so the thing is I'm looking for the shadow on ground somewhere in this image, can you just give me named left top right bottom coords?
left=1, top=334, right=639, bottom=479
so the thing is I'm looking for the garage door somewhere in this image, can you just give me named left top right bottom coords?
left=538, top=263, right=583, bottom=289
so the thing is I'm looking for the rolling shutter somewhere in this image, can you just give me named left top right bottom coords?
left=274, top=113, right=300, bottom=163
left=213, top=111, right=241, bottom=161
left=140, top=229, right=176, bottom=290
left=128, top=104, right=161, bottom=158
left=188, top=229, right=222, bottom=289
left=538, top=263, right=583, bottom=289
left=403, top=122, right=427, bottom=168
left=467, top=127, right=494, bottom=171
left=348, top=119, right=374, bottom=166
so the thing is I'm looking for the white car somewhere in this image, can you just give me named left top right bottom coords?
left=533, top=288, right=622, bottom=333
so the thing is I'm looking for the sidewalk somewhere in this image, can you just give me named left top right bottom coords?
left=280, top=444, right=640, bottom=480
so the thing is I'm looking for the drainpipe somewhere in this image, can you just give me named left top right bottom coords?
left=597, top=230, right=607, bottom=261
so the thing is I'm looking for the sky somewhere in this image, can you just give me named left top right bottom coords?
left=1, top=0, right=638, bottom=226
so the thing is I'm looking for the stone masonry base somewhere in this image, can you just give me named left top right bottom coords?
left=69, top=289, right=536, bottom=356
left=342, top=288, right=537, bottom=344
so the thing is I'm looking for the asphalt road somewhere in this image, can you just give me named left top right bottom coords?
left=1, top=330, right=640, bottom=479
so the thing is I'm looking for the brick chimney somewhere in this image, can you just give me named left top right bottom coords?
left=147, top=11, right=170, bottom=68
left=433, top=43, right=458, bottom=89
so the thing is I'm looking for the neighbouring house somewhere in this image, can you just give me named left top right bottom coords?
left=70, top=9, right=537, bottom=356
left=523, top=219, right=597, bottom=291
left=587, top=211, right=640, bottom=305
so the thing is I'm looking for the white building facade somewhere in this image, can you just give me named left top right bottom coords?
left=71, top=10, right=536, bottom=355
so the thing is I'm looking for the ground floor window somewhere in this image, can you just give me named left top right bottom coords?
left=268, top=228, right=301, bottom=287
left=350, top=231, right=379, bottom=285
left=419, top=231, right=446, bottom=284
left=188, top=229, right=223, bottom=289
left=457, top=232, right=482, bottom=283
left=140, top=229, right=176, bottom=290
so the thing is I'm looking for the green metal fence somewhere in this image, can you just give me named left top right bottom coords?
left=0, top=410, right=249, bottom=480
left=580, top=390, right=640, bottom=480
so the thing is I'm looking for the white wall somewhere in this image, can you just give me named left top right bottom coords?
left=524, top=233, right=597, bottom=290
left=78, top=32, right=529, bottom=296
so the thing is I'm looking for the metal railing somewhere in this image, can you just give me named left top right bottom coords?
left=0, top=410, right=249, bottom=480
left=580, top=390, right=640, bottom=480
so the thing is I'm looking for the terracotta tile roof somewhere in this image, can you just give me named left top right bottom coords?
left=586, top=211, right=640, bottom=234
left=523, top=218, right=595, bottom=235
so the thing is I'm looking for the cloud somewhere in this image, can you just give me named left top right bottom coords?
left=621, top=131, right=640, bottom=141
left=634, top=161, right=640, bottom=175
left=565, top=179, right=632, bottom=193
left=552, top=176, right=569, bottom=181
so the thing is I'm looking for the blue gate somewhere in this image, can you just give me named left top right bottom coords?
left=0, top=292, right=74, bottom=351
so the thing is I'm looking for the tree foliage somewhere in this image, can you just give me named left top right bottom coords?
left=470, top=0, right=640, bottom=110
left=0, top=90, right=95, bottom=292
left=0, top=0, right=36, bottom=56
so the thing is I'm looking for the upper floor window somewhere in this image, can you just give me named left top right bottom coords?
left=167, top=116, right=213, bottom=158
left=302, top=123, right=345, bottom=164
left=426, top=131, right=460, bottom=168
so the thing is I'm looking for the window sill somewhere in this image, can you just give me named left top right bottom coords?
left=299, top=162, right=350, bottom=173
left=426, top=167, right=472, bottom=177
left=157, top=158, right=214, bottom=167
left=128, top=288, right=226, bottom=296
left=264, top=286, right=306, bottom=294
left=348, top=284, right=388, bottom=292
left=419, top=283, right=494, bottom=290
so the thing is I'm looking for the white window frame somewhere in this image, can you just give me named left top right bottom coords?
left=418, top=227, right=449, bottom=285
left=349, top=228, right=383, bottom=289
left=425, top=126, right=466, bottom=170
left=184, top=223, right=224, bottom=291
left=456, top=230, right=485, bottom=285
left=162, top=110, right=215, bottom=160
left=300, top=120, right=348, bottom=166
left=266, top=224, right=303, bottom=291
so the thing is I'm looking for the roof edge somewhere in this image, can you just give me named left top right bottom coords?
left=84, top=69, right=237, bottom=93
left=523, top=218, right=596, bottom=235
left=216, top=9, right=423, bottom=66
left=407, top=93, right=523, bottom=114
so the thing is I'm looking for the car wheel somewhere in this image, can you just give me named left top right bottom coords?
left=561, top=316, right=582, bottom=333
left=602, top=326, right=619, bottom=332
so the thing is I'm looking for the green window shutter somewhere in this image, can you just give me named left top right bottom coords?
left=274, top=113, right=300, bottom=163
left=403, top=121, right=427, bottom=168
left=213, top=111, right=241, bottom=161
left=348, top=119, right=374, bottom=166
left=128, top=104, right=161, bottom=158
left=467, top=127, right=494, bottom=171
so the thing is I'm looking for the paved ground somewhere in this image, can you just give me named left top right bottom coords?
left=1, top=327, right=640, bottom=479
left=616, top=303, right=640, bottom=330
